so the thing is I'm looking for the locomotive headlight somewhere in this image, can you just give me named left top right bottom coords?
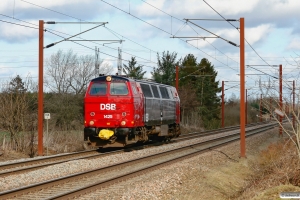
left=120, top=120, right=126, bottom=126
left=89, top=120, right=94, bottom=126
left=106, top=76, right=112, bottom=82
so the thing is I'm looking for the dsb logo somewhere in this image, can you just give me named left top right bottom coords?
left=100, top=103, right=116, bottom=110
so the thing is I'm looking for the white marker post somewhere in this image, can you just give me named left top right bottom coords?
left=44, top=113, right=50, bottom=156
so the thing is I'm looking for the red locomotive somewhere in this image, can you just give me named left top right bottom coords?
left=84, top=75, right=181, bottom=147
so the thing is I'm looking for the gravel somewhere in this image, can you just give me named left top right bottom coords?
left=0, top=124, right=278, bottom=199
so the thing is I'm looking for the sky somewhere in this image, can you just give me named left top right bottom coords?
left=0, top=0, right=299, bottom=100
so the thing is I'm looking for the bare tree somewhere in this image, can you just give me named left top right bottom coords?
left=46, top=49, right=76, bottom=93
left=46, top=49, right=108, bottom=94
left=99, top=61, right=114, bottom=75
left=0, top=75, right=37, bottom=152
left=68, top=54, right=95, bottom=94
left=258, top=56, right=300, bottom=158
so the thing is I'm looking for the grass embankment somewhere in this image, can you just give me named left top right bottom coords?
left=205, top=138, right=300, bottom=199
left=168, top=129, right=300, bottom=200
left=0, top=130, right=84, bottom=160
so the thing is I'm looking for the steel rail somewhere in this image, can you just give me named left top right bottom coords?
left=0, top=124, right=276, bottom=199
left=0, top=121, right=271, bottom=177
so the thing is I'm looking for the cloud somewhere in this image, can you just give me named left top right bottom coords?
left=0, top=65, right=12, bottom=76
left=244, top=24, right=273, bottom=45
left=287, top=38, right=300, bottom=50
left=0, top=20, right=37, bottom=43
left=0, top=0, right=112, bottom=21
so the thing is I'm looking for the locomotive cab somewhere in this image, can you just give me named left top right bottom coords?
left=84, top=75, right=142, bottom=147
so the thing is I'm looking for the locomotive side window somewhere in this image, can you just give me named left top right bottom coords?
left=89, top=82, right=107, bottom=95
left=140, top=84, right=153, bottom=97
left=131, top=82, right=138, bottom=95
left=151, top=85, right=160, bottom=98
left=159, top=86, right=170, bottom=99
left=110, top=82, right=128, bottom=95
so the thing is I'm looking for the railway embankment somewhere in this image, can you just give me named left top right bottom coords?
left=87, top=128, right=299, bottom=200
left=0, top=127, right=299, bottom=199
left=159, top=129, right=300, bottom=200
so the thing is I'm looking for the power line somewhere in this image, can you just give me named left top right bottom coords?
left=0, top=66, right=37, bottom=68
left=138, top=1, right=240, bottom=67
left=11, top=1, right=228, bottom=73
left=45, top=29, right=156, bottom=69
left=0, top=12, right=157, bottom=70
left=202, top=0, right=275, bottom=71
left=203, top=0, right=238, bottom=30
left=0, top=18, right=38, bottom=29
left=99, top=0, right=240, bottom=72
left=20, top=0, right=81, bottom=21
left=12, top=1, right=241, bottom=74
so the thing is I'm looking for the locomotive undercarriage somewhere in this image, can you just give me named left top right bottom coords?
left=84, top=123, right=181, bottom=148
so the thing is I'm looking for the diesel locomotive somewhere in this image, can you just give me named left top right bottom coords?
left=84, top=75, right=181, bottom=147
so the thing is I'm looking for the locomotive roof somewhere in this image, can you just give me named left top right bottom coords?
left=91, top=75, right=130, bottom=82
left=91, top=75, right=175, bottom=88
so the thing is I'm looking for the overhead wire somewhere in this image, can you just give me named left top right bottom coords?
left=20, top=0, right=81, bottom=21
left=1, top=10, right=160, bottom=68
left=0, top=12, right=158, bottom=70
left=0, top=18, right=38, bottom=29
left=3, top=0, right=289, bottom=89
left=45, top=29, right=157, bottom=68
left=140, top=0, right=240, bottom=72
left=98, top=0, right=240, bottom=72
left=139, top=1, right=265, bottom=90
left=45, top=29, right=156, bottom=69
left=10, top=0, right=240, bottom=75
left=201, top=0, right=288, bottom=92
left=202, top=0, right=277, bottom=71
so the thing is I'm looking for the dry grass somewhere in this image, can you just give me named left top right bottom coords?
left=239, top=139, right=300, bottom=199
left=158, top=129, right=300, bottom=200
left=0, top=129, right=85, bottom=158
left=46, top=130, right=84, bottom=154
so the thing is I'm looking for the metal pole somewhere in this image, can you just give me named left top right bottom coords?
left=46, top=119, right=48, bottom=156
left=279, top=64, right=283, bottom=136
left=38, top=20, right=44, bottom=156
left=240, top=18, right=246, bottom=158
left=222, top=81, right=224, bottom=128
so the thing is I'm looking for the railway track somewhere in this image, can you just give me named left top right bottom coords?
left=0, top=123, right=277, bottom=199
left=0, top=122, right=269, bottom=177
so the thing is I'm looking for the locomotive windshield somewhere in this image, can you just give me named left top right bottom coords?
left=110, top=82, right=128, bottom=95
left=88, top=76, right=129, bottom=96
left=89, top=82, right=107, bottom=96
